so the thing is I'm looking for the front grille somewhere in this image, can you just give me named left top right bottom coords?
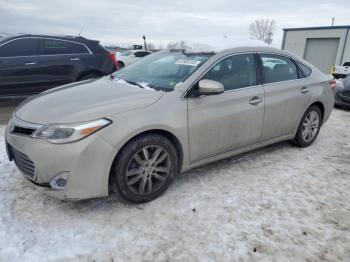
left=10, top=146, right=36, bottom=180
left=12, top=126, right=36, bottom=136
left=9, top=115, right=43, bottom=137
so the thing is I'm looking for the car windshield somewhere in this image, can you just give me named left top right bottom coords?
left=112, top=50, right=213, bottom=91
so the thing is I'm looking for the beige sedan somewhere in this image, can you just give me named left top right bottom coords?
left=5, top=45, right=335, bottom=203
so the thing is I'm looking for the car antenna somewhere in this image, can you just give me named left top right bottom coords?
left=78, top=26, right=84, bottom=36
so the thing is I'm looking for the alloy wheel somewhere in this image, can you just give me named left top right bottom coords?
left=126, top=145, right=171, bottom=195
left=301, top=110, right=320, bottom=142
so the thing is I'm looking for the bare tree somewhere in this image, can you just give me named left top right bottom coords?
left=166, top=41, right=189, bottom=49
left=249, top=19, right=276, bottom=44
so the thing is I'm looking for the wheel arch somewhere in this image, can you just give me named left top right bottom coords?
left=292, top=100, right=326, bottom=138
left=310, top=101, right=325, bottom=123
left=108, top=129, right=184, bottom=190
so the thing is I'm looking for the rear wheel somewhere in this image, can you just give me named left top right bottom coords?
left=113, top=134, right=178, bottom=203
left=293, top=105, right=322, bottom=147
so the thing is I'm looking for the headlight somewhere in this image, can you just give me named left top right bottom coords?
left=32, top=118, right=112, bottom=144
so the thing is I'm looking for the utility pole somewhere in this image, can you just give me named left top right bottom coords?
left=142, top=35, right=147, bottom=51
left=332, top=17, right=335, bottom=26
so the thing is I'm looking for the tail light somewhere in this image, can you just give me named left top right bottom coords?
left=330, top=79, right=337, bottom=91
left=107, top=52, right=118, bottom=69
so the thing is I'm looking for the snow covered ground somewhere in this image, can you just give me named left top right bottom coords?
left=0, top=109, right=350, bottom=261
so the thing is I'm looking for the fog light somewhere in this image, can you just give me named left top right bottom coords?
left=50, top=172, right=70, bottom=190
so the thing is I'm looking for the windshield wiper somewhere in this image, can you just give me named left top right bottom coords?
left=113, top=76, right=167, bottom=91
left=147, top=84, right=169, bottom=91
left=124, top=80, right=144, bottom=89
left=113, top=76, right=144, bottom=89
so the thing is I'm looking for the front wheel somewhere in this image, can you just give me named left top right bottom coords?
left=293, top=105, right=322, bottom=147
left=112, top=134, right=178, bottom=203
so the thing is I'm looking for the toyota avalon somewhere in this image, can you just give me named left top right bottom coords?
left=5, top=44, right=335, bottom=203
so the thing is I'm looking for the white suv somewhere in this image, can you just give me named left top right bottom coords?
left=116, top=50, right=152, bottom=68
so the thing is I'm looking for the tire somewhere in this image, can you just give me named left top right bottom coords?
left=117, top=61, right=124, bottom=70
left=293, top=105, right=322, bottom=147
left=79, top=73, right=101, bottom=81
left=112, top=134, right=178, bottom=203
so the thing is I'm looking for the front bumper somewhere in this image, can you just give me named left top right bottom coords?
left=5, top=124, right=118, bottom=200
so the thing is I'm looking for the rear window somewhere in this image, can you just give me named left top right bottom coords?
left=295, top=61, right=312, bottom=78
left=261, top=54, right=298, bottom=83
left=0, top=38, right=37, bottom=57
left=39, top=39, right=89, bottom=55
left=117, top=50, right=132, bottom=56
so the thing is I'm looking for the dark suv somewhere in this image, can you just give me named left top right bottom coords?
left=0, top=34, right=117, bottom=97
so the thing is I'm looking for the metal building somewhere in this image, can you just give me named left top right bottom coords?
left=282, top=26, right=350, bottom=73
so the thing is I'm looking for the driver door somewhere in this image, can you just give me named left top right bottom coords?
left=187, top=53, right=265, bottom=163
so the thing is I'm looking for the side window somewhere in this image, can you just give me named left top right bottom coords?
left=71, top=43, right=90, bottom=54
left=0, top=38, right=37, bottom=57
left=40, top=39, right=89, bottom=55
left=202, top=54, right=257, bottom=91
left=261, top=54, right=298, bottom=83
left=295, top=61, right=312, bottom=78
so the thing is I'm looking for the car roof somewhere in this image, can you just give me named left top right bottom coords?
left=172, top=36, right=309, bottom=63
left=0, top=34, right=98, bottom=44
left=168, top=36, right=268, bottom=53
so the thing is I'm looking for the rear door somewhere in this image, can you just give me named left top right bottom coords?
left=38, top=38, right=90, bottom=91
left=259, top=53, right=312, bottom=141
left=0, top=38, right=40, bottom=96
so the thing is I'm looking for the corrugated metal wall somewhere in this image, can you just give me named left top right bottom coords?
left=282, top=27, right=350, bottom=73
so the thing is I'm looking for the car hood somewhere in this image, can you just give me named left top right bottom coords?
left=15, top=77, right=163, bottom=124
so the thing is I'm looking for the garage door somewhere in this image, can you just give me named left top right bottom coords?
left=304, top=38, right=340, bottom=73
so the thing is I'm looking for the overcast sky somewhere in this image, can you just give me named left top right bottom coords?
left=1, top=0, right=349, bottom=47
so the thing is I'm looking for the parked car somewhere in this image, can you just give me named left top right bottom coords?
left=335, top=76, right=350, bottom=108
left=0, top=34, right=117, bottom=97
left=5, top=45, right=335, bottom=203
left=332, top=62, right=350, bottom=79
left=116, top=49, right=152, bottom=68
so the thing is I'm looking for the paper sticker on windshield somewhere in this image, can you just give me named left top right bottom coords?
left=175, top=59, right=201, bottom=67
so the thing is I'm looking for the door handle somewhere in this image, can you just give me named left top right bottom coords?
left=249, top=96, right=263, bottom=105
left=69, top=58, right=80, bottom=61
left=25, top=62, right=36, bottom=66
left=301, top=87, right=310, bottom=93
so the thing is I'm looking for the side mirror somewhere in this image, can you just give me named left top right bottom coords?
left=198, top=79, right=224, bottom=95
